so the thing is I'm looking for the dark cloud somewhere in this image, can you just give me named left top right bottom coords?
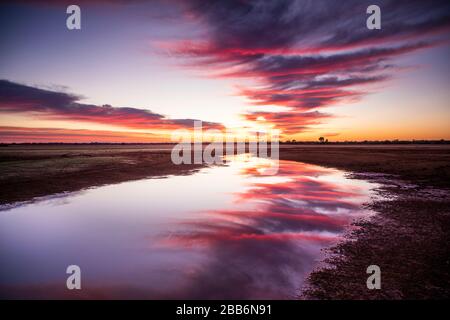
left=0, top=80, right=223, bottom=131
left=180, top=0, right=450, bottom=51
left=169, top=0, right=450, bottom=133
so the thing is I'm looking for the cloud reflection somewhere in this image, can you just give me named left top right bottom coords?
left=154, top=158, right=371, bottom=299
left=0, top=156, right=375, bottom=299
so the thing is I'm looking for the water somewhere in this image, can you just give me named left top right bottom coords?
left=0, top=155, right=379, bottom=299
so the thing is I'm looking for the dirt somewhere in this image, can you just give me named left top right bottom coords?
left=278, top=145, right=450, bottom=299
left=0, top=144, right=204, bottom=205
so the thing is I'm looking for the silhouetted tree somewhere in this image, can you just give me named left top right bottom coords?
left=319, top=137, right=325, bottom=143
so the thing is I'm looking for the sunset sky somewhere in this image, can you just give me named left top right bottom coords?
left=1, top=0, right=449, bottom=142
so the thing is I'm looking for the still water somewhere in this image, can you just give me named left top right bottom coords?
left=0, top=155, right=379, bottom=299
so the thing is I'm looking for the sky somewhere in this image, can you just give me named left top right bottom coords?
left=0, top=0, right=449, bottom=142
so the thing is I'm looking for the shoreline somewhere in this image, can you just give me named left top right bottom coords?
left=278, top=146, right=450, bottom=299
left=0, top=145, right=205, bottom=205
left=302, top=180, right=450, bottom=299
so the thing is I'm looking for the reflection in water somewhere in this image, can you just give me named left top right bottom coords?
left=0, top=155, right=378, bottom=299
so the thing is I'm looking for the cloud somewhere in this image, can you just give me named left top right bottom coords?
left=244, top=110, right=332, bottom=134
left=0, top=80, right=223, bottom=132
left=0, top=126, right=166, bottom=143
left=176, top=0, right=449, bottom=52
left=166, top=0, right=450, bottom=134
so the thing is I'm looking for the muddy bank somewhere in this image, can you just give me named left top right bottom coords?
left=301, top=185, right=450, bottom=299
left=0, top=144, right=204, bottom=205
left=279, top=144, right=450, bottom=188
left=278, top=146, right=450, bottom=299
